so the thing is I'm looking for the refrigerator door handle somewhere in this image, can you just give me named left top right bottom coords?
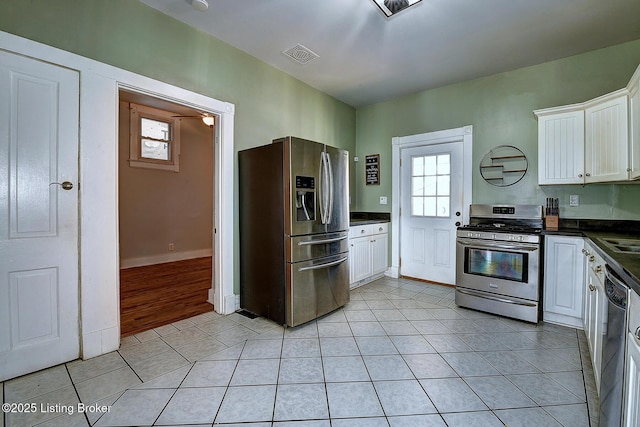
left=298, top=236, right=347, bottom=246
left=318, top=152, right=325, bottom=224
left=297, top=256, right=348, bottom=272
left=319, top=152, right=330, bottom=224
left=326, top=152, right=333, bottom=224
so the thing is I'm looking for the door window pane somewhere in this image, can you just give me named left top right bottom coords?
left=141, top=118, right=170, bottom=141
left=141, top=139, right=170, bottom=160
left=410, top=153, right=451, bottom=217
left=411, top=197, right=424, bottom=216
left=412, top=177, right=424, bottom=196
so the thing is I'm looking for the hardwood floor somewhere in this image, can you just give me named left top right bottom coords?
left=120, top=257, right=214, bottom=336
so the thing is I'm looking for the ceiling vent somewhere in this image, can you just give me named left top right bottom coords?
left=282, top=44, right=319, bottom=65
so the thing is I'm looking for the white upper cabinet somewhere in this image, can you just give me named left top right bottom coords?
left=537, top=108, right=585, bottom=184
left=629, top=66, right=640, bottom=180
left=584, top=90, right=628, bottom=183
left=535, top=63, right=640, bottom=185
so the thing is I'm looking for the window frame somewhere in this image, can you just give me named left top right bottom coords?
left=410, top=152, right=451, bottom=218
left=129, top=103, right=181, bottom=172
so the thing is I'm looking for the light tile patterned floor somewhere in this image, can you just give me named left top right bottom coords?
left=1, top=277, right=598, bottom=427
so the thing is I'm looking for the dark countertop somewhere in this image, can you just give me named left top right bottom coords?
left=350, top=211, right=390, bottom=227
left=583, top=231, right=640, bottom=296
left=542, top=220, right=640, bottom=296
left=350, top=219, right=389, bottom=226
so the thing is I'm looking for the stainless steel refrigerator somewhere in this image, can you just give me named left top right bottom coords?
left=239, top=136, right=350, bottom=326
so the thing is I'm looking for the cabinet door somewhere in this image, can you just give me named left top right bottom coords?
left=586, top=270, right=605, bottom=393
left=349, top=236, right=372, bottom=283
left=629, top=78, right=640, bottom=180
left=585, top=93, right=629, bottom=182
left=538, top=111, right=585, bottom=184
left=543, top=236, right=584, bottom=327
left=625, top=291, right=640, bottom=427
left=625, top=332, right=640, bottom=427
left=371, top=233, right=389, bottom=276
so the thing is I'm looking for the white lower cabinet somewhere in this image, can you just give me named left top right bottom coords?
left=624, top=291, right=640, bottom=427
left=582, top=241, right=606, bottom=394
left=349, top=223, right=389, bottom=288
left=543, top=235, right=585, bottom=327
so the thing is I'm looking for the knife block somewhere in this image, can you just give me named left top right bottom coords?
left=545, top=215, right=559, bottom=230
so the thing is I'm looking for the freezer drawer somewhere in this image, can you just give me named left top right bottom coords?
left=287, top=253, right=350, bottom=326
left=287, top=232, right=349, bottom=263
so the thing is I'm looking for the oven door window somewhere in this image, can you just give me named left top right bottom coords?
left=465, top=247, right=528, bottom=283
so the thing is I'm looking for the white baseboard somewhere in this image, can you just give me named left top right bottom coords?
left=120, top=249, right=213, bottom=269
left=542, top=311, right=583, bottom=329
left=385, top=267, right=399, bottom=278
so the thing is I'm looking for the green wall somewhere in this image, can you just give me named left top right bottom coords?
left=355, top=39, right=640, bottom=219
left=0, top=0, right=356, bottom=293
left=0, top=1, right=356, bottom=155
left=3, top=0, right=640, bottom=295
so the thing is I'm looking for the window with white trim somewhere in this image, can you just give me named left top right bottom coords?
left=411, top=153, right=451, bottom=217
left=129, top=103, right=180, bottom=172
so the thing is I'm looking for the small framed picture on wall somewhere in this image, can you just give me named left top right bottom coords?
left=365, top=154, right=380, bottom=185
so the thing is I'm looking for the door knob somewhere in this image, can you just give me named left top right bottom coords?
left=50, top=181, right=74, bottom=190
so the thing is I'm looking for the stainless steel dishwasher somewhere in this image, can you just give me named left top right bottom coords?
left=599, top=265, right=629, bottom=427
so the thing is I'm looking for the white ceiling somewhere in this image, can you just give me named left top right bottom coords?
left=140, top=0, right=640, bottom=107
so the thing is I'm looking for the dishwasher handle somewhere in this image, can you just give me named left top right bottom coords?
left=604, top=265, right=628, bottom=309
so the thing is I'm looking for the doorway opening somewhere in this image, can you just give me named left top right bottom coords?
left=118, top=89, right=216, bottom=336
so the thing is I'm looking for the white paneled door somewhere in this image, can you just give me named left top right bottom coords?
left=400, top=142, right=463, bottom=284
left=0, top=51, right=79, bottom=381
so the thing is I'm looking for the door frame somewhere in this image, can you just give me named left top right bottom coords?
left=0, top=30, right=236, bottom=360
left=389, top=125, right=473, bottom=279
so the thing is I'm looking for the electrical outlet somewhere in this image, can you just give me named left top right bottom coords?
left=354, top=156, right=359, bottom=162
left=168, top=243, right=175, bottom=251
left=380, top=196, right=388, bottom=205
left=569, top=195, right=580, bottom=207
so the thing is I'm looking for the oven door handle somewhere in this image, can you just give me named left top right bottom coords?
left=456, top=238, right=539, bottom=252
left=456, top=288, right=537, bottom=307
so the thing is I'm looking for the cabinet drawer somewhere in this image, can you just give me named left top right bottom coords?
left=349, top=224, right=372, bottom=238
left=371, top=223, right=388, bottom=235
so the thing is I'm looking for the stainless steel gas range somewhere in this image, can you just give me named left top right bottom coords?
left=455, top=204, right=543, bottom=323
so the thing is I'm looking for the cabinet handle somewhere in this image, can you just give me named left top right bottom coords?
left=586, top=173, right=591, bottom=177
left=578, top=174, right=583, bottom=178
left=595, top=265, right=602, bottom=273
left=589, top=255, right=595, bottom=262
left=589, top=284, right=596, bottom=292
left=581, top=249, right=588, bottom=255
left=635, top=326, right=640, bottom=341
left=361, top=229, right=366, bottom=233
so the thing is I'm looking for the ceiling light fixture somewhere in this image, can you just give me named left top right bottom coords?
left=372, top=0, right=422, bottom=17
left=202, top=116, right=215, bottom=127
left=191, top=0, right=209, bottom=12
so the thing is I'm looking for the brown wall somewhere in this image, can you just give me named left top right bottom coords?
left=118, top=101, right=214, bottom=266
